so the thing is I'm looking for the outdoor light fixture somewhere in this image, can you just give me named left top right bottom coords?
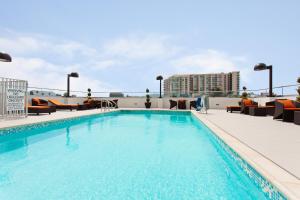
left=0, top=52, right=12, bottom=62
left=156, top=75, right=163, bottom=98
left=67, top=72, right=79, bottom=97
left=254, top=63, right=273, bottom=97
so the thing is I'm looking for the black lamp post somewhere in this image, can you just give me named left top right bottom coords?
left=254, top=63, right=273, bottom=97
left=67, top=72, right=79, bottom=97
left=156, top=75, right=163, bottom=98
left=0, top=52, right=12, bottom=62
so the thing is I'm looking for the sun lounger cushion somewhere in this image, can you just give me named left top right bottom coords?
left=49, top=99, right=77, bottom=107
left=277, top=100, right=296, bottom=108
left=32, top=98, right=48, bottom=106
left=242, top=99, right=253, bottom=106
left=284, top=108, right=300, bottom=111
left=28, top=105, right=51, bottom=109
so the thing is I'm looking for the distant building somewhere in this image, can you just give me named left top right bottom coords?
left=29, top=90, right=59, bottom=97
left=164, top=71, right=240, bottom=97
left=109, top=92, right=124, bottom=97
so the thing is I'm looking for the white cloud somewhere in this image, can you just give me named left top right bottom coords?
left=53, top=41, right=98, bottom=59
left=91, top=60, right=122, bottom=70
left=172, top=49, right=241, bottom=73
left=0, top=36, right=43, bottom=54
left=0, top=31, right=116, bottom=94
left=0, top=34, right=98, bottom=60
left=0, top=57, right=117, bottom=95
left=102, top=34, right=179, bottom=59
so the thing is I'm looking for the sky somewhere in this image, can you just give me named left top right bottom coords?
left=0, top=0, right=299, bottom=96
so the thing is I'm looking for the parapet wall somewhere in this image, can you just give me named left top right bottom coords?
left=27, top=95, right=297, bottom=110
left=28, top=96, right=241, bottom=109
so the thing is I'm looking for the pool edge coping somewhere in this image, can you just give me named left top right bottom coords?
left=191, top=110, right=300, bottom=200
left=0, top=109, right=120, bottom=131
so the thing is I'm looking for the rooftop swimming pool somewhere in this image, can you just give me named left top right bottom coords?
left=0, top=110, right=285, bottom=199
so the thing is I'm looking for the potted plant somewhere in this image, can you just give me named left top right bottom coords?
left=87, top=88, right=92, bottom=99
left=241, top=86, right=248, bottom=99
left=238, top=86, right=248, bottom=106
left=297, top=77, right=300, bottom=102
left=145, top=88, right=151, bottom=109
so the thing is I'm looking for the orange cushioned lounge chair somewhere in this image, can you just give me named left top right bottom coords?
left=273, top=99, right=300, bottom=122
left=32, top=98, right=48, bottom=106
left=83, top=99, right=98, bottom=109
left=240, top=99, right=258, bottom=114
left=48, top=99, right=78, bottom=111
left=27, top=104, right=56, bottom=115
left=226, top=106, right=241, bottom=113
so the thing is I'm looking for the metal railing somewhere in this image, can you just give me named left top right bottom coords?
left=0, top=77, right=28, bottom=120
left=27, top=83, right=300, bottom=98
left=100, top=99, right=117, bottom=111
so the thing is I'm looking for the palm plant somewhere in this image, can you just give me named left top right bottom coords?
left=87, top=88, right=92, bottom=99
left=241, top=86, right=248, bottom=99
left=145, top=88, right=151, bottom=108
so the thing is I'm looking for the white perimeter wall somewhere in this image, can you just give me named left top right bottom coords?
left=28, top=95, right=298, bottom=110
left=28, top=96, right=241, bottom=109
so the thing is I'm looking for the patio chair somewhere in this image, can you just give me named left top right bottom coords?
left=226, top=100, right=243, bottom=113
left=273, top=99, right=300, bottom=122
left=83, top=99, right=99, bottom=109
left=190, top=100, right=196, bottom=110
left=32, top=98, right=48, bottom=106
left=240, top=99, right=258, bottom=114
left=169, top=100, right=177, bottom=109
left=294, top=111, right=300, bottom=125
left=226, top=106, right=241, bottom=113
left=178, top=99, right=186, bottom=110
left=27, top=105, right=56, bottom=115
left=48, top=99, right=78, bottom=111
left=263, top=100, right=287, bottom=116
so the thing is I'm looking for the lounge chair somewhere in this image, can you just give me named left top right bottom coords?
left=240, top=99, right=258, bottom=114
left=28, top=105, right=56, bottom=115
left=48, top=99, right=78, bottom=111
left=83, top=99, right=99, bottom=109
left=32, top=98, right=48, bottom=106
left=169, top=100, right=177, bottom=109
left=178, top=99, right=186, bottom=110
left=273, top=99, right=300, bottom=122
left=262, top=100, right=287, bottom=116
left=248, top=100, right=277, bottom=116
left=190, top=100, right=196, bottom=110
left=226, top=106, right=241, bottom=113
left=294, top=111, right=300, bottom=125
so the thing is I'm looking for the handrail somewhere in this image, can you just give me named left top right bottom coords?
left=99, top=99, right=117, bottom=111
left=27, top=83, right=300, bottom=97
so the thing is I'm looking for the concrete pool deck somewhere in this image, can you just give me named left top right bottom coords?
left=0, top=108, right=299, bottom=198
left=194, top=109, right=300, bottom=179
left=193, top=109, right=300, bottom=199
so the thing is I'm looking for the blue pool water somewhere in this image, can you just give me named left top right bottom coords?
left=0, top=111, right=280, bottom=199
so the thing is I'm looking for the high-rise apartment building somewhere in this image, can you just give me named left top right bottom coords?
left=164, top=71, right=240, bottom=97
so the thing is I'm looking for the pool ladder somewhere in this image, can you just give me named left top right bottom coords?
left=101, top=99, right=117, bottom=111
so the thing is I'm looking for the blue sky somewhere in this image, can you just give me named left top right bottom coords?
left=0, top=0, right=299, bottom=95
